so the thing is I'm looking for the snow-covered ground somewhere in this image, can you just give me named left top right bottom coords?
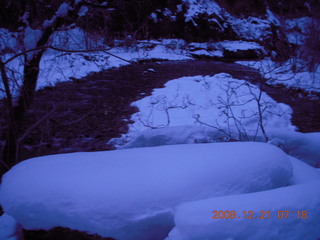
left=167, top=179, right=320, bottom=240
left=110, top=73, right=294, bottom=147
left=237, top=59, right=320, bottom=93
left=0, top=28, right=192, bottom=97
left=37, top=41, right=191, bottom=89
left=108, top=71, right=320, bottom=168
left=0, top=142, right=319, bottom=240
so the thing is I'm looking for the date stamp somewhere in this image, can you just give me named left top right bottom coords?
left=211, top=210, right=308, bottom=220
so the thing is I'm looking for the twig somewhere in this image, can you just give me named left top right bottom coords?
left=3, top=45, right=133, bottom=65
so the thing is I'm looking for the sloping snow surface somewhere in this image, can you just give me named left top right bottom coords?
left=0, top=142, right=292, bottom=240
left=166, top=180, right=320, bottom=240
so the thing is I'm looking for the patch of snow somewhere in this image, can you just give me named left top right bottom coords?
left=0, top=142, right=292, bottom=240
left=118, top=125, right=226, bottom=149
left=219, top=40, right=263, bottom=51
left=39, top=38, right=190, bottom=90
left=23, top=26, right=42, bottom=60
left=163, top=8, right=175, bottom=21
left=266, top=9, right=280, bottom=26
left=188, top=42, right=209, bottom=50
left=110, top=73, right=294, bottom=147
left=229, top=17, right=271, bottom=41
left=56, top=3, right=71, bottom=18
left=1, top=32, right=192, bottom=94
left=150, top=12, right=158, bottom=22
left=0, top=29, right=19, bottom=53
left=182, top=0, right=224, bottom=22
left=177, top=4, right=183, bottom=12
left=237, top=59, right=320, bottom=93
left=284, top=17, right=312, bottom=45
left=268, top=129, right=320, bottom=167
left=50, top=27, right=105, bottom=51
left=78, top=6, right=89, bottom=17
left=167, top=180, right=320, bottom=240
left=289, top=157, right=320, bottom=184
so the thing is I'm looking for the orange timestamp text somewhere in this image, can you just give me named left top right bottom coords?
left=211, top=210, right=308, bottom=220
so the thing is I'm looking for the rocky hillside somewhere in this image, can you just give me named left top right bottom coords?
left=80, top=0, right=318, bottom=61
left=1, top=0, right=318, bottom=61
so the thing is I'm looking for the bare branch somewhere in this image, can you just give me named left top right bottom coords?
left=0, top=58, right=13, bottom=108
left=2, top=44, right=133, bottom=65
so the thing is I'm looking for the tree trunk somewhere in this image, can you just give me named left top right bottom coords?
left=1, top=53, right=43, bottom=179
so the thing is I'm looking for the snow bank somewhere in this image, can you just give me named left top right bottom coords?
left=289, top=157, right=320, bottom=184
left=188, top=40, right=265, bottom=59
left=237, top=59, right=320, bottom=93
left=1, top=28, right=192, bottom=95
left=37, top=37, right=191, bottom=89
left=166, top=180, right=320, bottom=240
left=118, top=124, right=320, bottom=172
left=0, top=142, right=292, bottom=240
left=110, top=73, right=294, bottom=147
left=120, top=125, right=320, bottom=168
left=268, top=129, right=320, bottom=167
left=119, top=125, right=224, bottom=149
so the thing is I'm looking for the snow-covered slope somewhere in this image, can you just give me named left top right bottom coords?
left=167, top=180, right=320, bottom=240
left=0, top=142, right=292, bottom=240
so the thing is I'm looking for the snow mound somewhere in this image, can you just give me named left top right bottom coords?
left=111, top=73, right=294, bottom=147
left=0, top=142, right=292, bottom=240
left=289, top=157, right=320, bottom=185
left=118, top=125, right=320, bottom=169
left=166, top=180, right=320, bottom=240
left=120, top=125, right=224, bottom=149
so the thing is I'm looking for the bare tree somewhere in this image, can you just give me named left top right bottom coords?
left=0, top=0, right=114, bottom=177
